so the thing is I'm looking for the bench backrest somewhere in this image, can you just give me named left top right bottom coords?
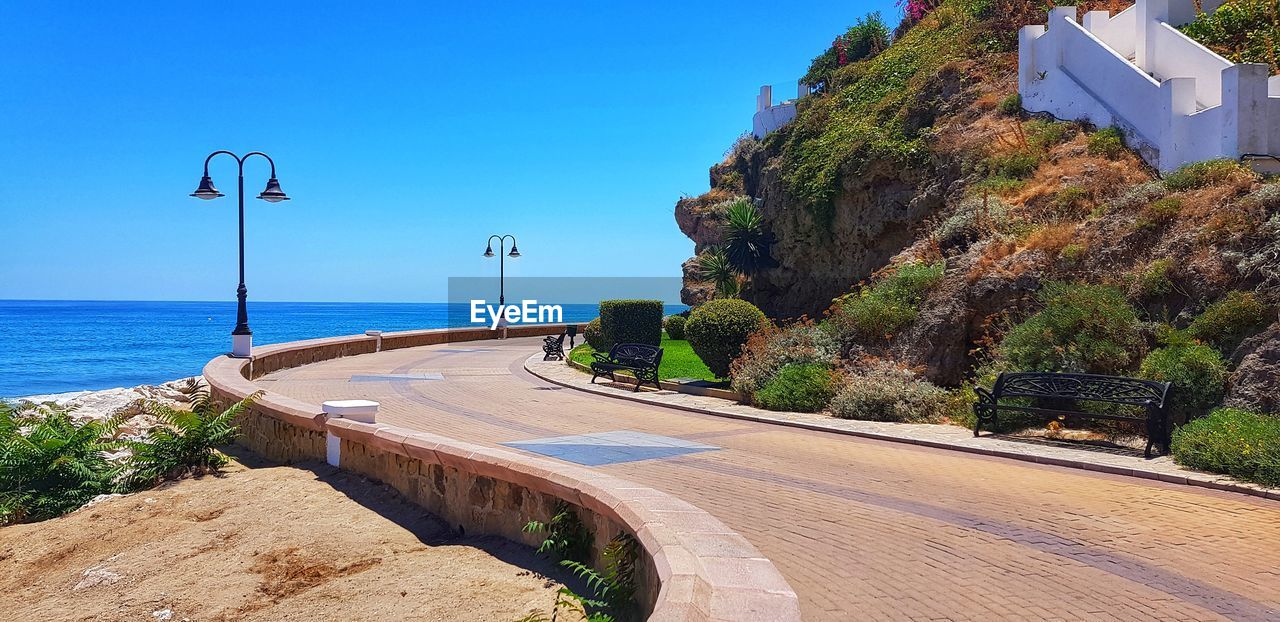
left=994, top=372, right=1170, bottom=408
left=546, top=333, right=566, bottom=345
left=608, top=343, right=663, bottom=366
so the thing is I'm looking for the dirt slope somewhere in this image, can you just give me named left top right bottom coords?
left=0, top=455, right=566, bottom=622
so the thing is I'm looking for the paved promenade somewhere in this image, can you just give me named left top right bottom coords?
left=256, top=337, right=1280, bottom=621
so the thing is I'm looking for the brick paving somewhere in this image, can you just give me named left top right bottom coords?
left=256, top=337, right=1280, bottom=621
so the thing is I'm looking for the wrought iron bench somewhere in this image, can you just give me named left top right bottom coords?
left=973, top=372, right=1172, bottom=458
left=542, top=334, right=567, bottom=361
left=590, top=343, right=663, bottom=392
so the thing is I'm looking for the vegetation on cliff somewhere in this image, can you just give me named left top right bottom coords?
left=674, top=0, right=1280, bottom=474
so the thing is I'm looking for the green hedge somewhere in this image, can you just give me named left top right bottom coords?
left=1172, top=408, right=1280, bottom=487
left=1188, top=291, right=1271, bottom=354
left=664, top=315, right=687, bottom=340
left=599, top=300, right=663, bottom=348
left=685, top=299, right=767, bottom=378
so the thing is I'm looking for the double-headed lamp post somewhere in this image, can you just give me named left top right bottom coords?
left=190, top=150, right=290, bottom=358
left=483, top=234, right=520, bottom=306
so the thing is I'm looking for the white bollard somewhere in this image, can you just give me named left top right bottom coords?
left=322, top=399, right=380, bottom=423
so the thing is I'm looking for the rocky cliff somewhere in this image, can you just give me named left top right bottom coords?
left=674, top=1, right=1280, bottom=406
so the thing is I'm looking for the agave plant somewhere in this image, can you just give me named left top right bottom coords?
left=121, top=382, right=257, bottom=491
left=0, top=402, right=125, bottom=524
left=698, top=247, right=741, bottom=298
left=722, top=197, right=777, bottom=275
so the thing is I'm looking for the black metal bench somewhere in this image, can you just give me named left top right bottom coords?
left=974, top=372, right=1172, bottom=458
left=590, top=343, right=663, bottom=392
left=543, top=334, right=567, bottom=360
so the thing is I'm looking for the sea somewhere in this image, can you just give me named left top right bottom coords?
left=0, top=300, right=686, bottom=398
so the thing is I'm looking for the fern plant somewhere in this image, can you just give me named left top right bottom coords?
left=523, top=500, right=593, bottom=563
left=121, top=383, right=256, bottom=491
left=0, top=402, right=125, bottom=524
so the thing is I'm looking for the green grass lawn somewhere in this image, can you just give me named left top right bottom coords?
left=569, top=334, right=720, bottom=383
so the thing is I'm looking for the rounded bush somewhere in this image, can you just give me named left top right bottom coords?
left=1172, top=407, right=1280, bottom=487
left=684, top=299, right=767, bottom=378
left=1188, top=291, right=1271, bottom=354
left=998, top=282, right=1143, bottom=375
left=664, top=314, right=687, bottom=340
left=583, top=317, right=608, bottom=351
left=753, top=363, right=838, bottom=413
left=599, top=299, right=663, bottom=347
left=1139, top=342, right=1228, bottom=424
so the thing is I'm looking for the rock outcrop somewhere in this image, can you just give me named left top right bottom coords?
left=1227, top=321, right=1280, bottom=414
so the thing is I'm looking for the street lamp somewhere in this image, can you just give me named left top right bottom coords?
left=191, top=150, right=290, bottom=358
left=483, top=234, right=520, bottom=306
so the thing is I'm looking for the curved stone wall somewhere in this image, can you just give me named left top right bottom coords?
left=203, top=326, right=800, bottom=621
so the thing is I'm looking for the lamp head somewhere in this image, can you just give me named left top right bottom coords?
left=507, top=244, right=520, bottom=258
left=190, top=175, right=224, bottom=200
left=483, top=245, right=495, bottom=257
left=257, top=177, right=290, bottom=203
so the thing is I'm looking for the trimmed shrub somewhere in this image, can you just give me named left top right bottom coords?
left=1162, top=159, right=1250, bottom=191
left=685, top=299, right=767, bottom=378
left=1139, top=337, right=1229, bottom=424
left=829, top=362, right=951, bottom=423
left=583, top=317, right=608, bottom=351
left=1087, top=127, right=1125, bottom=159
left=829, top=261, right=946, bottom=342
left=998, top=282, right=1144, bottom=375
left=731, top=322, right=840, bottom=402
left=599, top=300, right=663, bottom=347
left=663, top=314, right=687, bottom=340
left=754, top=363, right=839, bottom=413
left=1172, top=407, right=1280, bottom=487
left=997, top=93, right=1022, bottom=116
left=1188, top=291, right=1271, bottom=354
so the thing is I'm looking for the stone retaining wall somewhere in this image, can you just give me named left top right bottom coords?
left=203, top=326, right=799, bottom=621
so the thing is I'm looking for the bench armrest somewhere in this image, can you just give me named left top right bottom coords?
left=973, top=386, right=995, bottom=402
left=591, top=352, right=612, bottom=362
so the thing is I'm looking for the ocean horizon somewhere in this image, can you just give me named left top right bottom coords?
left=0, top=299, right=686, bottom=398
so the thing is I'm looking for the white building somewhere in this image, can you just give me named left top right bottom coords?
left=752, top=83, right=809, bottom=139
left=1019, top=0, right=1280, bottom=171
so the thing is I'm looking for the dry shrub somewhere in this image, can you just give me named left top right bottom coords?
left=1024, top=223, right=1078, bottom=256
left=967, top=236, right=1019, bottom=282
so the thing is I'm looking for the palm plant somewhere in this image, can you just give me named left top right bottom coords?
left=0, top=402, right=125, bottom=524
left=722, top=197, right=777, bottom=275
left=698, top=247, right=741, bottom=298
left=122, top=383, right=256, bottom=491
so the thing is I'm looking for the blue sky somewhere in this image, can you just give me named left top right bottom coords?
left=0, top=1, right=896, bottom=302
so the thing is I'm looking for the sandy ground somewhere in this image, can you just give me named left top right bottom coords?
left=0, top=452, right=569, bottom=621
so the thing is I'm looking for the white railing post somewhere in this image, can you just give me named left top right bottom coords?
left=1018, top=25, right=1045, bottom=96
left=1221, top=63, right=1271, bottom=156
left=1160, top=76, right=1197, bottom=169
left=1137, top=0, right=1170, bottom=71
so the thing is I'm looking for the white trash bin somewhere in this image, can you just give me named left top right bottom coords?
left=322, top=399, right=380, bottom=423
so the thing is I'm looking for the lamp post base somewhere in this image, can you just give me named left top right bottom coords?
left=232, top=333, right=253, bottom=358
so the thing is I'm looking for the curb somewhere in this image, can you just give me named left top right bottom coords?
left=526, top=355, right=1280, bottom=502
